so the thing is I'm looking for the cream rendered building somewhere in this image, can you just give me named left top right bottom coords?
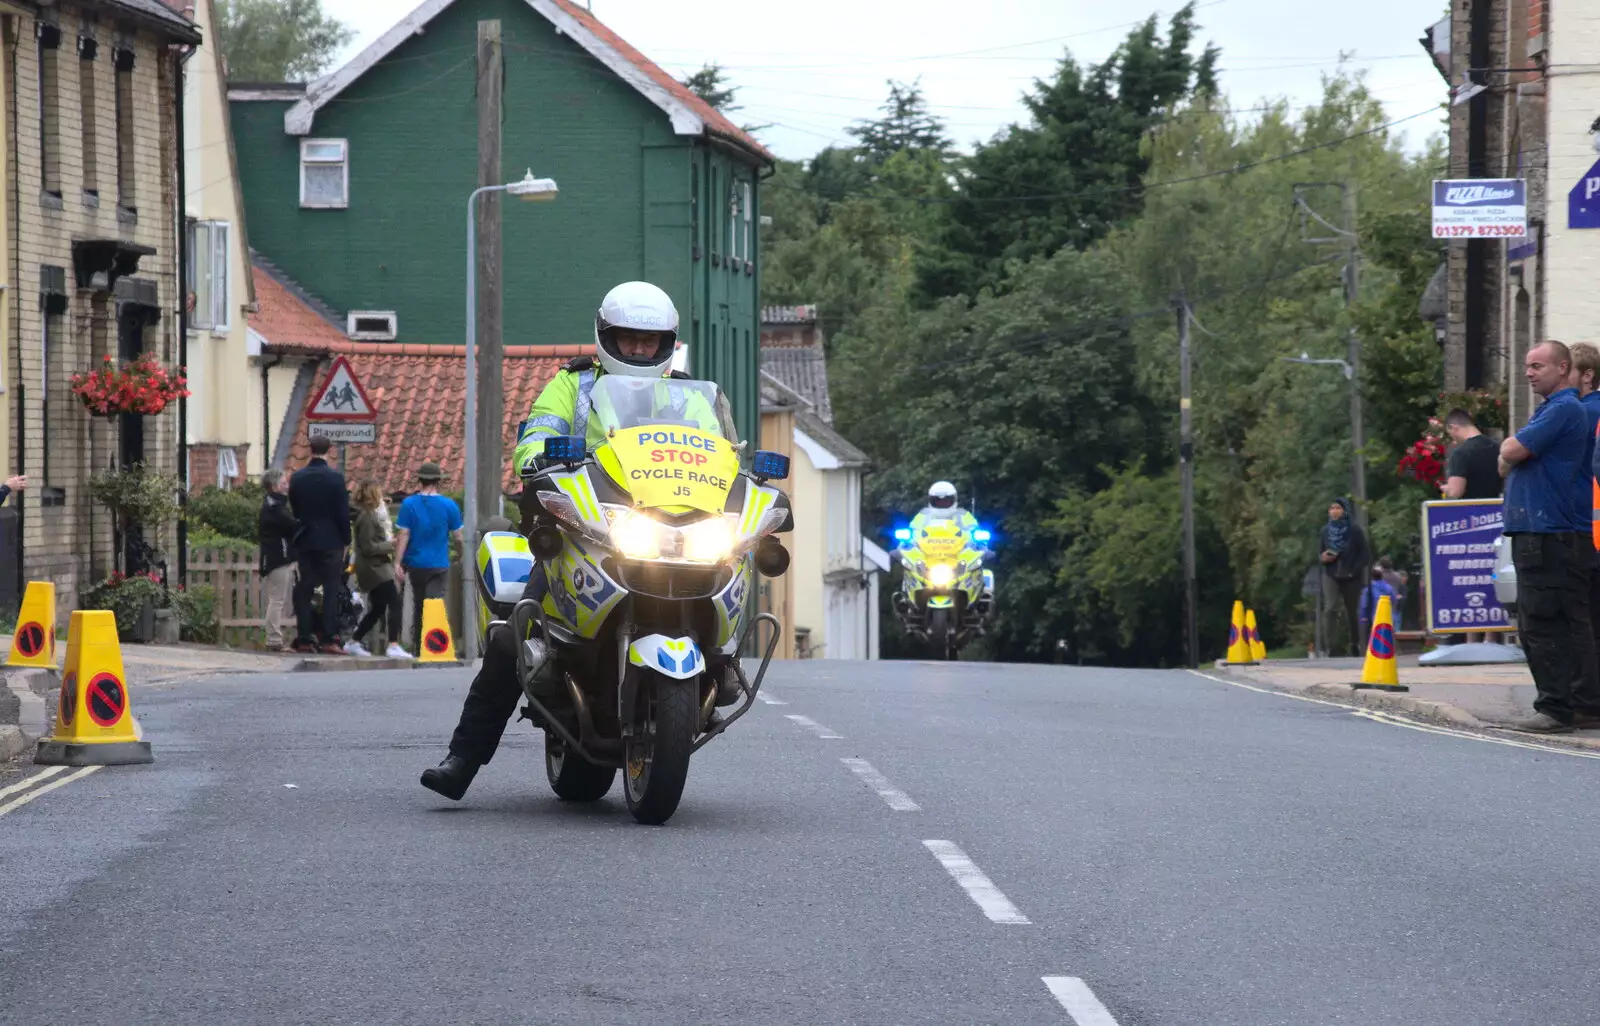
left=178, top=0, right=256, bottom=487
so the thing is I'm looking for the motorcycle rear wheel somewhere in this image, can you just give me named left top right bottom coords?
left=545, top=735, right=616, bottom=802
left=622, top=670, right=697, bottom=825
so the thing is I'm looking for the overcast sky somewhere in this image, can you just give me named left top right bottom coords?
left=319, top=0, right=1450, bottom=161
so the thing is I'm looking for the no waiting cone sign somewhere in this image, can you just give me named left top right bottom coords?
left=86, top=672, right=125, bottom=727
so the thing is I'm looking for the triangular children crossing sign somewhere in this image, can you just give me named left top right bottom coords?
left=307, top=356, right=377, bottom=422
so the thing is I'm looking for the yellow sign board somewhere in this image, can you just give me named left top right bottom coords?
left=607, top=426, right=739, bottom=513
left=917, top=523, right=967, bottom=560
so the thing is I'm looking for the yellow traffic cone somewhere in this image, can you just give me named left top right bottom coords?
left=7, top=580, right=57, bottom=668
left=1352, top=595, right=1407, bottom=692
left=1224, top=600, right=1256, bottom=665
left=34, top=610, right=153, bottom=766
left=1246, top=609, right=1267, bottom=662
left=418, top=597, right=458, bottom=663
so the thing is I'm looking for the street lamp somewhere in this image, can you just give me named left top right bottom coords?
left=463, top=169, right=558, bottom=661
left=1280, top=350, right=1367, bottom=529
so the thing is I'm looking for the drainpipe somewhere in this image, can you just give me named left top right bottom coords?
left=261, top=351, right=282, bottom=466
left=174, top=41, right=194, bottom=587
left=10, top=20, right=22, bottom=608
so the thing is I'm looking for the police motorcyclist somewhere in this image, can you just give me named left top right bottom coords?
left=908, top=481, right=980, bottom=538
left=420, top=280, right=734, bottom=802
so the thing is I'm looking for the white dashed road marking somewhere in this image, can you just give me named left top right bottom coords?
left=922, top=840, right=1031, bottom=924
left=756, top=690, right=787, bottom=705
left=840, top=758, right=920, bottom=811
left=0, top=766, right=100, bottom=819
left=785, top=714, right=842, bottom=739
left=1043, top=977, right=1120, bottom=1025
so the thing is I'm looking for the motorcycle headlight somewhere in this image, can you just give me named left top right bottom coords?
left=682, top=516, right=736, bottom=562
left=928, top=564, right=955, bottom=588
left=610, top=512, right=661, bottom=560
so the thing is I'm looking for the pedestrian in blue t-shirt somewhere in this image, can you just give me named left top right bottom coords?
left=394, top=461, right=463, bottom=656
left=1499, top=340, right=1599, bottom=734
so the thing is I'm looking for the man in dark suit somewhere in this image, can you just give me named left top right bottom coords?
left=289, top=435, right=351, bottom=654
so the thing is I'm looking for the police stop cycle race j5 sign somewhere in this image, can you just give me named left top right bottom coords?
left=1431, top=178, right=1528, bottom=239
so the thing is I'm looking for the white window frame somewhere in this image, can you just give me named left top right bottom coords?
left=299, top=138, right=348, bottom=209
left=742, top=181, right=752, bottom=265
left=347, top=310, right=397, bottom=341
left=728, top=181, right=739, bottom=259
left=187, top=219, right=230, bottom=332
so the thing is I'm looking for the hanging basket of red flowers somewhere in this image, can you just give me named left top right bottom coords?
left=70, top=353, right=190, bottom=417
left=1398, top=435, right=1446, bottom=489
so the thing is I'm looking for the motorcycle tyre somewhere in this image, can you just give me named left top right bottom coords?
left=928, top=607, right=956, bottom=662
left=545, top=735, right=615, bottom=802
left=623, top=670, right=697, bottom=825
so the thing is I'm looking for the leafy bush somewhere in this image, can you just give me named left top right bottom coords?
left=172, top=584, right=218, bottom=643
left=186, top=526, right=256, bottom=553
left=79, top=572, right=164, bottom=638
left=187, top=482, right=264, bottom=542
left=89, top=464, right=180, bottom=535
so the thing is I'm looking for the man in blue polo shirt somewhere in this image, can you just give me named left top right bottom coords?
left=1499, top=340, right=1599, bottom=733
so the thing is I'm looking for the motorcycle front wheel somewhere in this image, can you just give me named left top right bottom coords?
left=928, top=607, right=955, bottom=661
left=545, top=735, right=615, bottom=802
left=622, top=670, right=696, bottom=825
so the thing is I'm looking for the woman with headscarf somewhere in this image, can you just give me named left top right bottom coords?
left=1319, top=497, right=1370, bottom=656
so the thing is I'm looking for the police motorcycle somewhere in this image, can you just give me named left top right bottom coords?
left=891, top=518, right=994, bottom=661
left=474, top=375, right=792, bottom=825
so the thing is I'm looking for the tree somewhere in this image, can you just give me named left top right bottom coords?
left=847, top=80, right=952, bottom=166
left=917, top=4, right=1218, bottom=301
left=215, top=0, right=353, bottom=82
left=680, top=62, right=740, bottom=113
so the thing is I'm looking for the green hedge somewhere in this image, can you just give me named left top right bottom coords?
left=186, top=482, right=264, bottom=543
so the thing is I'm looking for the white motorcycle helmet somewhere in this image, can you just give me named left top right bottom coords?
left=595, top=281, right=679, bottom=378
left=928, top=481, right=958, bottom=510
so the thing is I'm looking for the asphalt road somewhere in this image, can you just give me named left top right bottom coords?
left=3, top=659, right=1600, bottom=1025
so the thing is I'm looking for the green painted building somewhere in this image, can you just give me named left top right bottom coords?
left=228, top=0, right=771, bottom=441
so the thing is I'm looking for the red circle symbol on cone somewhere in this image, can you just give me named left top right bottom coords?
left=1370, top=624, right=1395, bottom=660
left=424, top=629, right=450, bottom=655
left=15, top=622, right=44, bottom=657
left=86, top=672, right=125, bottom=727
left=59, top=671, right=76, bottom=725
left=1228, top=625, right=1239, bottom=645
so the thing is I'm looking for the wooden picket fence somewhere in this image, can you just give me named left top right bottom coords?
left=187, top=545, right=267, bottom=647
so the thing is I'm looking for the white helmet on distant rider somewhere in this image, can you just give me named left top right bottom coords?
left=928, top=481, right=958, bottom=510
left=595, top=281, right=679, bottom=378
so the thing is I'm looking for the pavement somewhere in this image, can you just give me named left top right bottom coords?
left=1218, top=653, right=1600, bottom=743
left=4, top=659, right=1600, bottom=1024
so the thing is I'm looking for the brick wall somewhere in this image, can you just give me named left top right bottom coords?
left=187, top=442, right=248, bottom=491
left=11, top=5, right=184, bottom=608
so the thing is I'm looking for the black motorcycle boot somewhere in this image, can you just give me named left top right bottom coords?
left=714, top=664, right=742, bottom=707
left=420, top=754, right=480, bottom=801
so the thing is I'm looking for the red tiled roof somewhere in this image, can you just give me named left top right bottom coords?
left=251, top=263, right=578, bottom=495
left=249, top=266, right=348, bottom=352
left=546, top=0, right=773, bottom=163
left=286, top=350, right=567, bottom=496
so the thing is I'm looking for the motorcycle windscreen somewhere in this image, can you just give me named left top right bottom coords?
left=603, top=425, right=739, bottom=514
